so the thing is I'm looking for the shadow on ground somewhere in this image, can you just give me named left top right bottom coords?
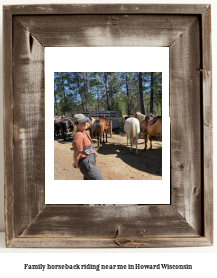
left=54, top=130, right=162, bottom=177
left=95, top=140, right=162, bottom=177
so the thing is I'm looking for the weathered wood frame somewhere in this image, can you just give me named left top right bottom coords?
left=3, top=4, right=213, bottom=248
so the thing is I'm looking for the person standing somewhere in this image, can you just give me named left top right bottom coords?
left=72, top=114, right=103, bottom=180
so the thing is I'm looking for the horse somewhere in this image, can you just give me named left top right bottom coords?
left=122, top=116, right=140, bottom=155
left=54, top=118, right=74, bottom=140
left=122, top=114, right=135, bottom=128
left=135, top=112, right=162, bottom=150
left=61, top=118, right=74, bottom=141
left=54, top=119, right=62, bottom=138
left=55, top=115, right=62, bottom=120
left=93, top=118, right=109, bottom=146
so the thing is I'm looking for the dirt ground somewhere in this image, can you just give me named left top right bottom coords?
left=54, top=130, right=162, bottom=180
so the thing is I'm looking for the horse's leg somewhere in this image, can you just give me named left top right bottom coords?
left=136, top=134, right=139, bottom=155
left=102, top=129, right=105, bottom=143
left=130, top=138, right=132, bottom=152
left=99, top=130, right=102, bottom=145
left=149, top=135, right=152, bottom=149
left=142, top=126, right=146, bottom=150
left=144, top=133, right=147, bottom=150
left=106, top=130, right=108, bottom=143
left=97, top=131, right=99, bottom=146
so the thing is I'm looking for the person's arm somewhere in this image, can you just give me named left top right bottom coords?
left=73, top=150, right=81, bottom=168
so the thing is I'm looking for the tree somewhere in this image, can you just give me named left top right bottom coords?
left=138, top=72, right=146, bottom=114
left=125, top=73, right=131, bottom=115
left=150, top=72, right=154, bottom=114
left=54, top=72, right=162, bottom=116
left=104, top=72, right=111, bottom=111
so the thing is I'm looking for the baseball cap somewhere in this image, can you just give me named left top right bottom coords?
left=73, top=114, right=88, bottom=123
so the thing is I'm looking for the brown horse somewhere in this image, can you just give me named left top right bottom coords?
left=93, top=118, right=109, bottom=146
left=135, top=112, right=162, bottom=150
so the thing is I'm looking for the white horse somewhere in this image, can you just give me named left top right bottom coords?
left=122, top=116, right=140, bottom=155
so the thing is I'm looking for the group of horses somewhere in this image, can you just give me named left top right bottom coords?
left=54, top=115, right=109, bottom=146
left=122, top=112, right=162, bottom=155
left=54, top=112, right=162, bottom=154
left=54, top=116, right=74, bottom=141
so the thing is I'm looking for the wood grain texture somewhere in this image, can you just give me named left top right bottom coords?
left=3, top=7, right=14, bottom=247
left=3, top=4, right=213, bottom=248
left=201, top=6, right=213, bottom=244
left=12, top=17, right=45, bottom=237
left=7, top=237, right=212, bottom=248
left=170, top=17, right=202, bottom=234
left=3, top=4, right=207, bottom=15
left=203, top=125, right=213, bottom=243
left=20, top=205, right=199, bottom=238
left=16, top=15, right=197, bottom=47
left=202, top=6, right=212, bottom=129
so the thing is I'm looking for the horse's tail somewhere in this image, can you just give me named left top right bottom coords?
left=132, top=118, right=140, bottom=145
left=100, top=123, right=104, bottom=138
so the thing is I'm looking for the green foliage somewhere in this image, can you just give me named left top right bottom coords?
left=54, top=72, right=162, bottom=116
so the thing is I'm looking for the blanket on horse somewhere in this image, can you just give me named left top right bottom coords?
left=147, top=115, right=161, bottom=125
left=99, top=116, right=109, bottom=126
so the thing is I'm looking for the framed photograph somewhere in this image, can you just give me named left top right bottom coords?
left=46, top=47, right=170, bottom=205
left=3, top=4, right=213, bottom=247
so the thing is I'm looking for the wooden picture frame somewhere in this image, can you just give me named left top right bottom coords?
left=3, top=4, right=213, bottom=248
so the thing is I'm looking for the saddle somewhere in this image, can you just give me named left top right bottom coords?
left=147, top=115, right=161, bottom=125
left=99, top=116, right=109, bottom=126
left=141, top=115, right=161, bottom=132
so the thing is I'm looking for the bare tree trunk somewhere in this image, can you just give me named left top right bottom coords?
left=61, top=76, right=66, bottom=101
left=150, top=72, right=154, bottom=114
left=138, top=72, right=146, bottom=115
left=54, top=94, right=58, bottom=114
left=126, top=73, right=131, bottom=115
left=83, top=72, right=89, bottom=111
left=77, top=75, right=85, bottom=111
left=104, top=72, right=110, bottom=111
left=96, top=84, right=100, bottom=111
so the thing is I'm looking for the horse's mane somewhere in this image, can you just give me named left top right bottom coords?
left=135, top=112, right=146, bottom=123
